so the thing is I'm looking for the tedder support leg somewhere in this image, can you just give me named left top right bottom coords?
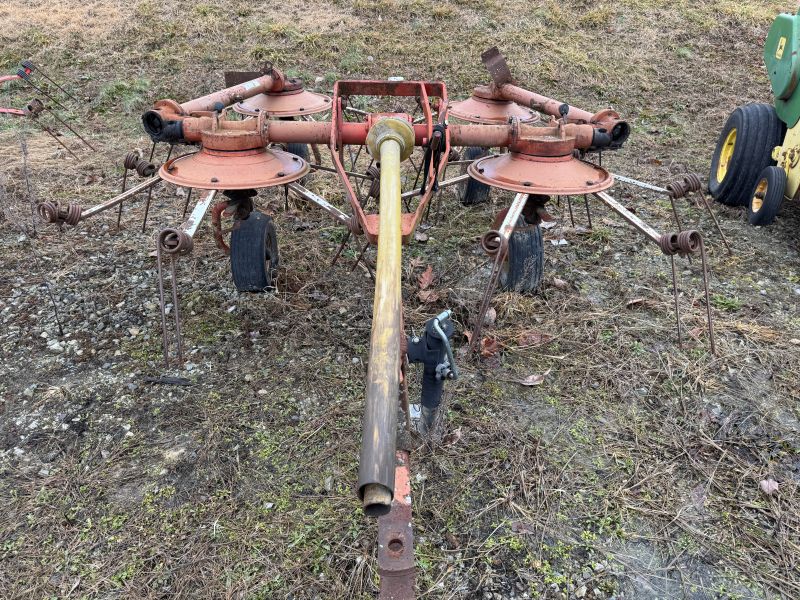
left=357, top=118, right=415, bottom=518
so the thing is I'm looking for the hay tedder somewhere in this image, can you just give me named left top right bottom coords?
left=35, top=48, right=721, bottom=596
left=709, top=8, right=800, bottom=226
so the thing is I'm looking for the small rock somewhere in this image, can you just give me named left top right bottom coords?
left=575, top=585, right=587, bottom=598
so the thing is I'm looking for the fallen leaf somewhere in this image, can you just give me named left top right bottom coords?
left=484, top=307, right=496, bottom=326
left=409, top=257, right=424, bottom=270
left=551, top=277, right=568, bottom=290
left=463, top=330, right=473, bottom=344
left=688, top=327, right=703, bottom=340
left=480, top=337, right=500, bottom=358
left=517, top=330, right=554, bottom=347
left=541, top=220, right=558, bottom=230
left=414, top=230, right=429, bottom=243
left=442, top=427, right=462, bottom=446
left=516, top=369, right=551, bottom=386
left=511, top=521, right=537, bottom=535
left=601, top=217, right=621, bottom=228
left=760, top=478, right=779, bottom=496
left=418, top=265, right=434, bottom=290
left=550, top=239, right=569, bottom=246
left=418, top=289, right=440, bottom=304
left=626, top=298, right=645, bottom=308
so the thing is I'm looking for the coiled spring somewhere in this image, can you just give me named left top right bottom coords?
left=157, top=227, right=193, bottom=256
left=658, top=229, right=701, bottom=256
left=124, top=152, right=156, bottom=177
left=666, top=173, right=703, bottom=199
left=366, top=164, right=380, bottom=200
left=37, top=201, right=82, bottom=226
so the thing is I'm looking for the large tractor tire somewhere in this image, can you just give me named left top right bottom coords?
left=708, top=104, right=785, bottom=207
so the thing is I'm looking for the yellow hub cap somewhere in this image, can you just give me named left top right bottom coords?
left=716, top=128, right=737, bottom=183
left=752, top=177, right=768, bottom=213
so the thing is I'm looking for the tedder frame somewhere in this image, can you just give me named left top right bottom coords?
left=36, top=48, right=721, bottom=598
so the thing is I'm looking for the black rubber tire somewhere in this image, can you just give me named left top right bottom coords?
left=286, top=142, right=309, bottom=161
left=230, top=211, right=279, bottom=292
left=747, top=166, right=786, bottom=226
left=500, top=215, right=544, bottom=293
left=459, top=146, right=492, bottom=206
left=708, top=103, right=784, bottom=207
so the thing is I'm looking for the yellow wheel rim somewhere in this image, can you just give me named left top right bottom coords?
left=752, top=177, right=768, bottom=213
left=716, top=128, right=737, bottom=183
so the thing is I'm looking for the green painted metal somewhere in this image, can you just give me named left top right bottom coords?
left=765, top=13, right=800, bottom=127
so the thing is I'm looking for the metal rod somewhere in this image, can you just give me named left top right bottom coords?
left=287, top=182, right=353, bottom=226
left=47, top=109, right=95, bottom=151
left=670, top=255, right=682, bottom=348
left=156, top=242, right=171, bottom=367
left=697, top=192, right=733, bottom=255
left=82, top=176, right=161, bottom=219
left=182, top=187, right=193, bottom=219
left=699, top=239, right=716, bottom=355
left=17, top=73, right=66, bottom=110
left=309, top=163, right=373, bottom=180
left=40, top=125, right=79, bottom=159
left=566, top=195, right=575, bottom=227
left=583, top=194, right=593, bottom=229
left=470, top=193, right=529, bottom=352
left=358, top=131, right=404, bottom=517
left=169, top=256, right=184, bottom=364
left=611, top=173, right=669, bottom=194
left=401, top=173, right=469, bottom=199
left=116, top=169, right=128, bottom=229
left=593, top=191, right=661, bottom=246
left=141, top=185, right=155, bottom=233
left=30, top=65, right=79, bottom=103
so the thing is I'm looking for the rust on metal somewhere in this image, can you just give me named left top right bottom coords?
left=161, top=146, right=308, bottom=190
left=378, top=450, right=415, bottom=600
left=468, top=129, right=614, bottom=196
left=233, top=88, right=332, bottom=118
left=449, top=88, right=540, bottom=124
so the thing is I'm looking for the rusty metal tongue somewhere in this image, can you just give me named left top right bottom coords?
left=467, top=151, right=614, bottom=196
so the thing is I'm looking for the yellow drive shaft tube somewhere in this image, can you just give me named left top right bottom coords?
left=358, top=118, right=415, bottom=517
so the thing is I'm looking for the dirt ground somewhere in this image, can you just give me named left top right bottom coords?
left=1, top=1, right=799, bottom=598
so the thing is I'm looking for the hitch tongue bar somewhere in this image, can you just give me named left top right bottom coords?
left=358, top=118, right=415, bottom=517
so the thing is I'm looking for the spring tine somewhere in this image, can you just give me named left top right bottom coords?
left=148, top=141, right=157, bottom=163
left=182, top=187, right=193, bottom=218
left=23, top=61, right=80, bottom=103
left=155, top=242, right=171, bottom=367
left=670, top=254, right=682, bottom=348
left=40, top=125, right=79, bottom=159
left=699, top=238, right=716, bottom=355
left=17, top=71, right=67, bottom=110
left=583, top=194, right=593, bottom=229
left=141, top=184, right=154, bottom=232
left=351, top=241, right=371, bottom=273
left=169, top=255, right=184, bottom=364
left=697, top=191, right=733, bottom=255
left=668, top=195, right=692, bottom=264
left=566, top=195, right=575, bottom=227
left=470, top=249, right=506, bottom=354
left=47, top=109, right=95, bottom=151
left=331, top=229, right=351, bottom=266
left=117, top=169, right=128, bottom=229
